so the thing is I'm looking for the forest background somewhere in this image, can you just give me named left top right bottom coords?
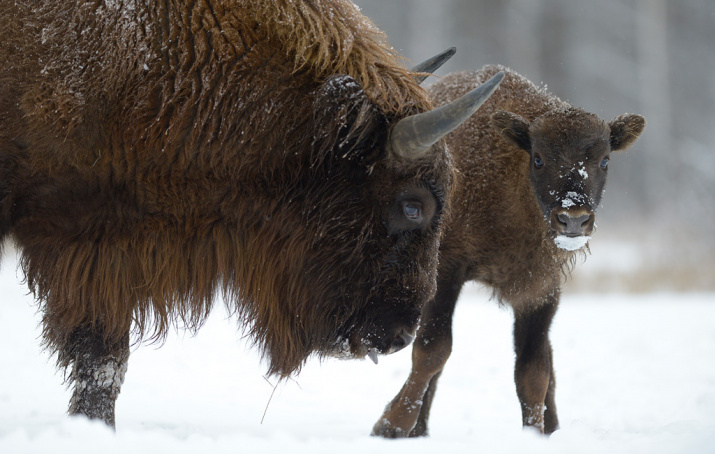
left=355, top=0, right=715, bottom=292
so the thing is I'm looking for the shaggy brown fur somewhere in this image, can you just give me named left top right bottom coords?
left=0, top=0, right=456, bottom=426
left=372, top=65, right=645, bottom=437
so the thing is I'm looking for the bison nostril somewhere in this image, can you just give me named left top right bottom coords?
left=390, top=329, right=415, bottom=353
left=364, top=329, right=416, bottom=363
left=557, top=214, right=569, bottom=226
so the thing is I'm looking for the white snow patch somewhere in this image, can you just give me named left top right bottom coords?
left=2, top=253, right=715, bottom=453
left=578, top=164, right=589, bottom=179
left=561, top=191, right=585, bottom=208
left=554, top=235, right=590, bottom=251
left=333, top=336, right=353, bottom=359
left=323, top=74, right=362, bottom=98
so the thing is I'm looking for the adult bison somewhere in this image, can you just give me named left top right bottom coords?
left=372, top=65, right=645, bottom=437
left=0, top=1, right=502, bottom=427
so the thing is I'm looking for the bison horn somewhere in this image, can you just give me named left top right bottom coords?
left=389, top=71, right=505, bottom=160
left=411, top=47, right=456, bottom=84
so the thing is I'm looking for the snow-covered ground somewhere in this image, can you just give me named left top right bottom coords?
left=1, top=251, right=714, bottom=453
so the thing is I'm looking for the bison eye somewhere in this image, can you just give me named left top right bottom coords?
left=403, top=202, right=422, bottom=221
left=600, top=156, right=610, bottom=170
left=534, top=154, right=545, bottom=169
left=387, top=186, right=438, bottom=235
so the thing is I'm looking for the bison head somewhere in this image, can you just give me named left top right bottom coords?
left=492, top=108, right=645, bottom=250
left=251, top=69, right=504, bottom=375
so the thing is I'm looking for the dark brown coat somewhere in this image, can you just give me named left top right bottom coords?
left=0, top=0, right=459, bottom=427
left=372, top=65, right=645, bottom=437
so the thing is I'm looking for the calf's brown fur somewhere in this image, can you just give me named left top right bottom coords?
left=372, top=65, right=645, bottom=437
left=0, top=1, right=503, bottom=427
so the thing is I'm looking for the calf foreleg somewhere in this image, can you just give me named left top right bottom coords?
left=61, top=325, right=130, bottom=429
left=371, top=270, right=465, bottom=438
left=513, top=294, right=559, bottom=434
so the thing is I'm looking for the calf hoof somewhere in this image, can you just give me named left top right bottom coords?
left=371, top=418, right=410, bottom=438
left=408, top=419, right=428, bottom=437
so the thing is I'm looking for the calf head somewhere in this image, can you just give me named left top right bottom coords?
left=492, top=108, right=645, bottom=249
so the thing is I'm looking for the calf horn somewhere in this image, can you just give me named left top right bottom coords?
left=390, top=71, right=505, bottom=161
left=411, top=47, right=457, bottom=84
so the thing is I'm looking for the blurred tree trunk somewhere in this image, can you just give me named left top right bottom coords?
left=537, top=0, right=569, bottom=92
left=406, top=0, right=449, bottom=63
left=636, top=0, right=672, bottom=217
left=504, top=0, right=542, bottom=82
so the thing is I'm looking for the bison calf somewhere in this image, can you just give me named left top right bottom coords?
left=372, top=65, right=645, bottom=437
left=0, top=1, right=502, bottom=427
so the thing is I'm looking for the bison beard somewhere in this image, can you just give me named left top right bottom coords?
left=0, top=1, right=502, bottom=428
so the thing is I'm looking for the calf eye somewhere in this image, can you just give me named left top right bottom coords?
left=403, top=202, right=422, bottom=221
left=534, top=154, right=545, bottom=169
left=600, top=156, right=610, bottom=169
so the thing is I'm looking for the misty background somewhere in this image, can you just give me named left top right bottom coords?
left=355, top=0, right=715, bottom=292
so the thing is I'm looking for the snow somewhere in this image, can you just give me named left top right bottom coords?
left=554, top=235, right=590, bottom=251
left=0, top=251, right=714, bottom=453
left=561, top=191, right=586, bottom=209
left=577, top=162, right=589, bottom=179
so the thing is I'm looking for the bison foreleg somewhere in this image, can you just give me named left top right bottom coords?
left=63, top=325, right=129, bottom=429
left=513, top=294, right=560, bottom=434
left=372, top=270, right=465, bottom=438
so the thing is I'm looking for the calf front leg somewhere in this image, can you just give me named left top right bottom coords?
left=407, top=368, right=443, bottom=437
left=62, top=325, right=130, bottom=428
left=371, top=270, right=465, bottom=438
left=513, top=293, right=559, bottom=434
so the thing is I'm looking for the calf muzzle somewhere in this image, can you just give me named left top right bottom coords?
left=551, top=209, right=594, bottom=237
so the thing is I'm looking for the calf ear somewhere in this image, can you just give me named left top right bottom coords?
left=609, top=114, right=646, bottom=151
left=491, top=111, right=531, bottom=152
